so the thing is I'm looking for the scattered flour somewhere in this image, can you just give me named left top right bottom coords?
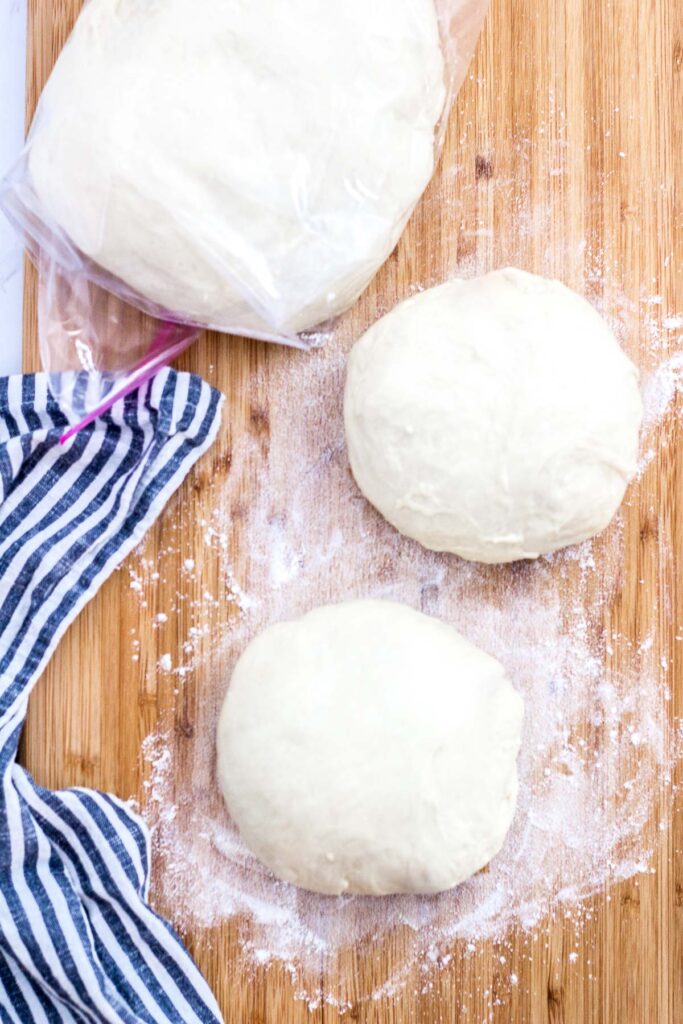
left=135, top=301, right=681, bottom=1010
left=125, top=148, right=683, bottom=1008
left=157, top=653, right=172, bottom=673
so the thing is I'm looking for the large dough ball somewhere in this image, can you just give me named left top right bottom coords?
left=27, top=0, right=445, bottom=336
left=216, top=600, right=523, bottom=896
left=344, top=268, right=643, bottom=563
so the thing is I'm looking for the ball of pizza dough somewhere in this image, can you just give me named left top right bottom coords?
left=344, top=268, right=643, bottom=563
left=216, top=600, right=523, bottom=896
left=27, top=0, right=445, bottom=336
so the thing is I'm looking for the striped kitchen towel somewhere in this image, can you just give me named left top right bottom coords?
left=0, top=371, right=224, bottom=1023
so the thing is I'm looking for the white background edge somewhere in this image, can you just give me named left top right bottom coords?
left=0, top=0, right=27, bottom=376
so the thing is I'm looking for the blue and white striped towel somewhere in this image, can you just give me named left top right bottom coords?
left=0, top=371, right=224, bottom=1023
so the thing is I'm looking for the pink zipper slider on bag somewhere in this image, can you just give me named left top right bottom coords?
left=59, top=322, right=199, bottom=444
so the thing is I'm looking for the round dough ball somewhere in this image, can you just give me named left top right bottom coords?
left=344, top=268, right=643, bottom=563
left=216, top=600, right=524, bottom=896
left=27, top=0, right=445, bottom=336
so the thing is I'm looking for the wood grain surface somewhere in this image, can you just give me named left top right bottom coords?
left=21, top=1, right=682, bottom=1021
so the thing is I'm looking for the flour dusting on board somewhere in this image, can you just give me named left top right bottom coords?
left=134, top=210, right=682, bottom=1004
left=139, top=336, right=681, bottom=1003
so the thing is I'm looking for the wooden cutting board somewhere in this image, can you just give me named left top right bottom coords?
left=22, top=1, right=683, bottom=1021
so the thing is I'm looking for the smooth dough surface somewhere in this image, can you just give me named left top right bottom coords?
left=216, top=600, right=524, bottom=896
left=344, top=268, right=643, bottom=563
left=27, top=0, right=445, bottom=336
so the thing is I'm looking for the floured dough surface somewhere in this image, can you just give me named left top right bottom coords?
left=28, top=0, right=445, bottom=336
left=216, top=600, right=524, bottom=896
left=344, top=268, right=643, bottom=563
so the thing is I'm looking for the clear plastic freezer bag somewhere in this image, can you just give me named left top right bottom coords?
left=0, top=0, right=490, bottom=425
